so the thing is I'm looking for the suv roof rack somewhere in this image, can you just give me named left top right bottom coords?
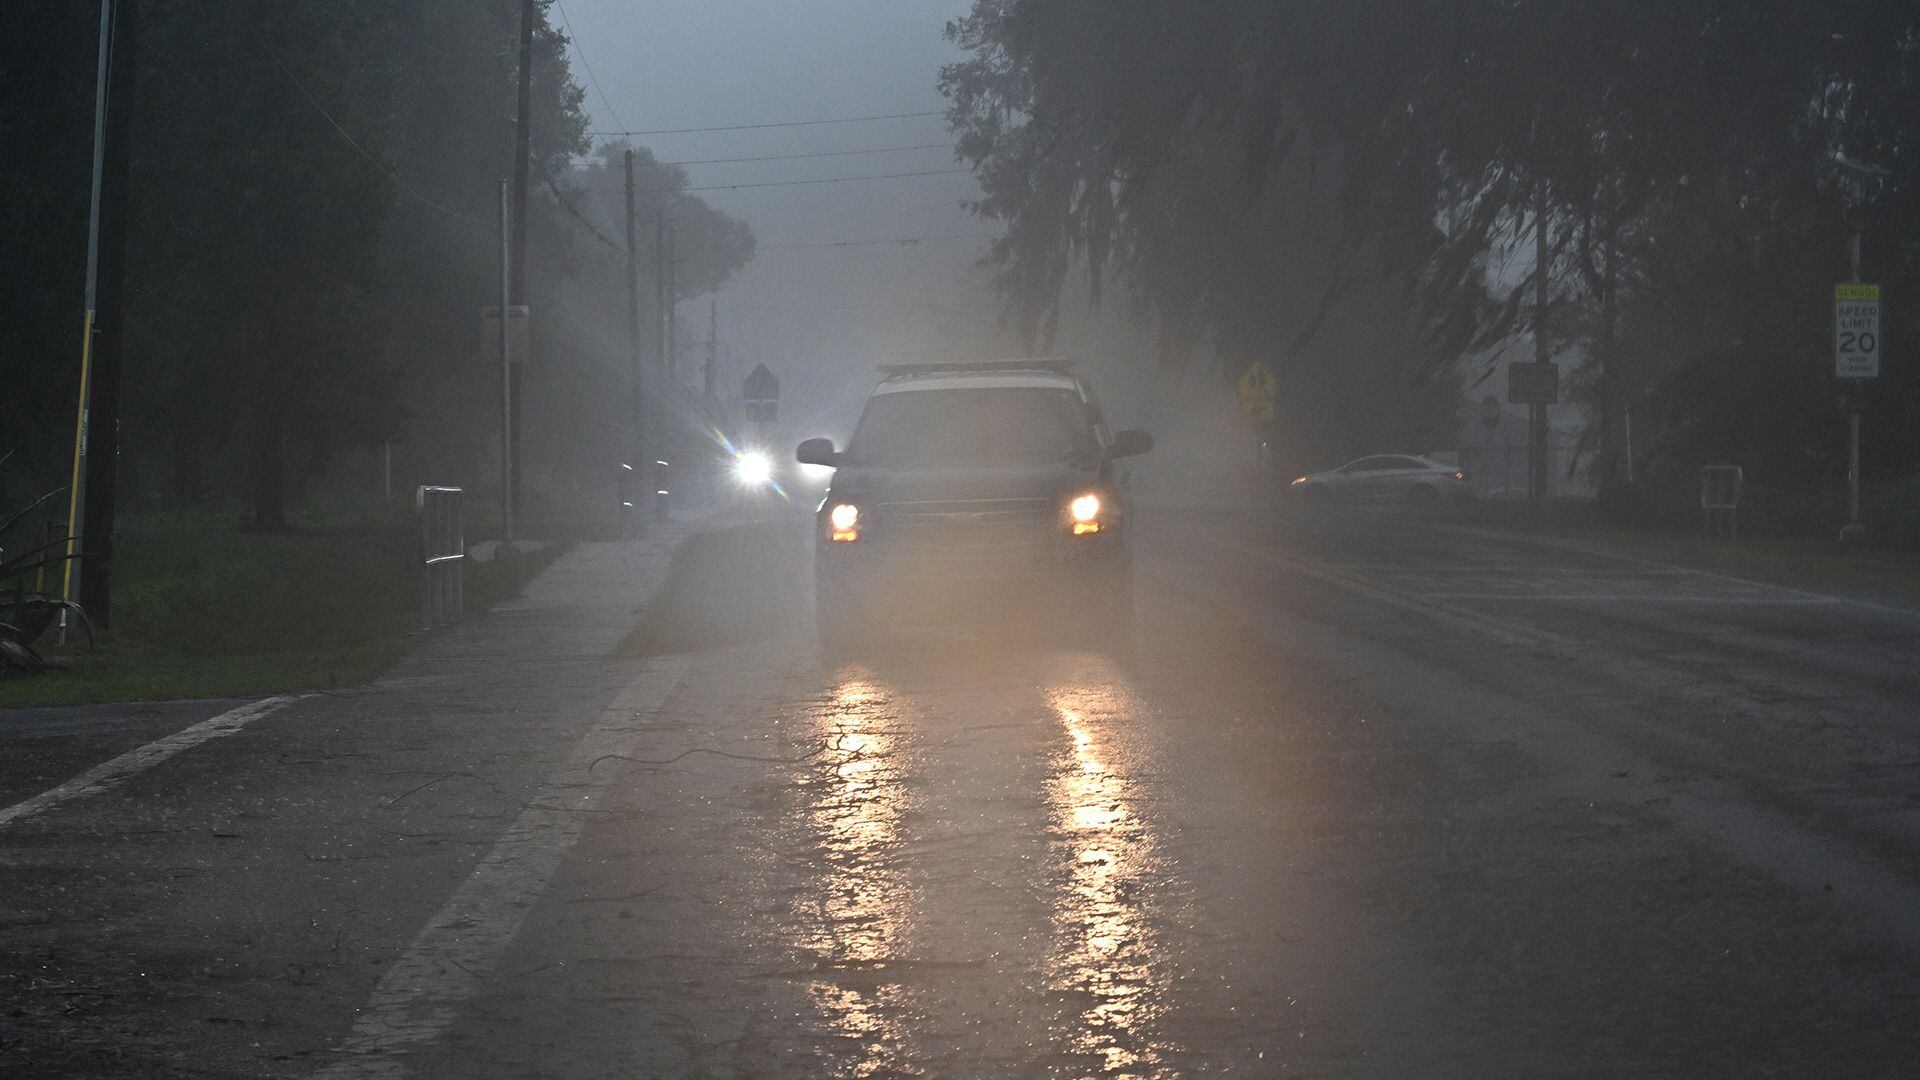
left=877, top=358, right=1075, bottom=378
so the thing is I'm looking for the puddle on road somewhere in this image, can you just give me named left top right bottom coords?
left=761, top=643, right=1191, bottom=1076
left=1045, top=665, right=1182, bottom=1076
left=797, top=674, right=922, bottom=1073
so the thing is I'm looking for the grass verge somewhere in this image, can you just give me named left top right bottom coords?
left=1, top=505, right=566, bottom=707
left=1439, top=495, right=1920, bottom=601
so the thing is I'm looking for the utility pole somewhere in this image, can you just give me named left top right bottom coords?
left=498, top=179, right=514, bottom=544
left=61, top=0, right=139, bottom=636
left=85, top=0, right=140, bottom=627
left=705, top=300, right=718, bottom=406
left=624, top=149, right=643, bottom=530
left=507, top=0, right=535, bottom=526
left=654, top=213, right=667, bottom=377
left=664, top=225, right=678, bottom=383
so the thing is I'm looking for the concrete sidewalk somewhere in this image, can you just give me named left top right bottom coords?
left=0, top=522, right=695, bottom=841
left=0, top=523, right=706, bottom=1078
left=402, top=522, right=694, bottom=664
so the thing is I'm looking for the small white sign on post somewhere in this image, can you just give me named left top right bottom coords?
left=1834, top=284, right=1880, bottom=378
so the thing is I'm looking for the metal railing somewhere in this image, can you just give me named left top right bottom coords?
left=417, top=485, right=465, bottom=629
left=1700, top=465, right=1743, bottom=542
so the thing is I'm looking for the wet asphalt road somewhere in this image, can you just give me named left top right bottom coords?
left=4, top=507, right=1920, bottom=1077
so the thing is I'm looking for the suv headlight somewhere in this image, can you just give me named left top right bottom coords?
left=1068, top=493, right=1102, bottom=535
left=828, top=503, right=860, bottom=541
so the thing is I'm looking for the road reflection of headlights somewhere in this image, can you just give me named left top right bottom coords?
left=734, top=450, right=773, bottom=486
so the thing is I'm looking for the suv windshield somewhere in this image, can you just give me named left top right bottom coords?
left=842, top=387, right=1099, bottom=468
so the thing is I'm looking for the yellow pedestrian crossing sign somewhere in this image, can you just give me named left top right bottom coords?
left=1239, top=362, right=1277, bottom=425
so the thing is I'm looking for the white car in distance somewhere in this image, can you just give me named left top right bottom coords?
left=1290, top=454, right=1469, bottom=503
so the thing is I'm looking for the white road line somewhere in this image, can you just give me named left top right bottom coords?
left=1420, top=592, right=1840, bottom=605
left=1163, top=559, right=1920, bottom=954
left=1326, top=564, right=1692, bottom=577
left=0, top=695, right=303, bottom=831
left=314, top=655, right=692, bottom=1080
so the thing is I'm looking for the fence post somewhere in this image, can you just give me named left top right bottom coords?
left=416, top=485, right=466, bottom=629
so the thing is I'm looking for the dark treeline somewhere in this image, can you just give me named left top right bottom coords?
left=1, top=1, right=752, bottom=529
left=944, top=2, right=1919, bottom=489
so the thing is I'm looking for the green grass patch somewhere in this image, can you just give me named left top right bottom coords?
left=1, top=502, right=566, bottom=707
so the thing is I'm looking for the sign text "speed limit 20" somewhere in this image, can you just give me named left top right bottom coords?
left=1835, top=283, right=1881, bottom=379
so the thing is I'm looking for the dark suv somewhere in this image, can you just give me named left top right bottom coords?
left=795, top=361, right=1152, bottom=655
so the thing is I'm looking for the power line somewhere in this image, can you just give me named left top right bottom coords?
left=553, top=1, right=627, bottom=134
left=686, top=168, right=971, bottom=193
left=242, top=21, right=490, bottom=228
left=542, top=169, right=627, bottom=254
left=756, top=233, right=995, bottom=251
left=589, top=109, right=945, bottom=138
left=564, top=142, right=954, bottom=168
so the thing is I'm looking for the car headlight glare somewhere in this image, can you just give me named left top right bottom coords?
left=829, top=503, right=859, bottom=531
left=734, top=450, right=772, bottom=486
left=1070, top=494, right=1101, bottom=523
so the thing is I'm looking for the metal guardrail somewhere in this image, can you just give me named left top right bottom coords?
left=1700, top=465, right=1743, bottom=542
left=417, top=485, right=465, bottom=629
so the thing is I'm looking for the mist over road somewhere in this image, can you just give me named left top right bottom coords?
left=5, top=510, right=1919, bottom=1077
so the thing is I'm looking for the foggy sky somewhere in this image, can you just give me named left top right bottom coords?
left=561, top=0, right=988, bottom=436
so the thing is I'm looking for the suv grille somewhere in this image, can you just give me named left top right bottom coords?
left=872, top=498, right=1054, bottom=567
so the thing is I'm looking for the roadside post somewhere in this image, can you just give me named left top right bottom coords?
left=1476, top=394, right=1501, bottom=496
left=618, top=462, right=636, bottom=535
left=1506, top=361, right=1559, bottom=505
left=494, top=179, right=514, bottom=544
left=416, top=486, right=466, bottom=629
left=1700, top=465, right=1744, bottom=543
left=1834, top=282, right=1880, bottom=544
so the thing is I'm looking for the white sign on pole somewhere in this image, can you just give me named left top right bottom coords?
left=1834, top=284, right=1881, bottom=378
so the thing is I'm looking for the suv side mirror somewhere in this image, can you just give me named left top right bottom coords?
left=796, top=438, right=840, bottom=468
left=1110, top=429, right=1154, bottom=459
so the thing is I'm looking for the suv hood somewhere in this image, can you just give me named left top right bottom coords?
left=830, top=461, right=1097, bottom=505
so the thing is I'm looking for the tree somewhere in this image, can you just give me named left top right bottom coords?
left=0, top=3, right=100, bottom=504
left=942, top=2, right=1486, bottom=462
left=111, top=0, right=598, bottom=527
left=943, top=2, right=1920, bottom=487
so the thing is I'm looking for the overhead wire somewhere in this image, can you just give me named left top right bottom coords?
left=542, top=169, right=628, bottom=254
left=552, top=1, right=628, bottom=134
left=564, top=142, right=954, bottom=168
left=241, top=21, right=491, bottom=228
left=686, top=168, right=972, bottom=192
left=756, top=233, right=994, bottom=251
left=588, top=109, right=945, bottom=138
left=239, top=25, right=971, bottom=231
